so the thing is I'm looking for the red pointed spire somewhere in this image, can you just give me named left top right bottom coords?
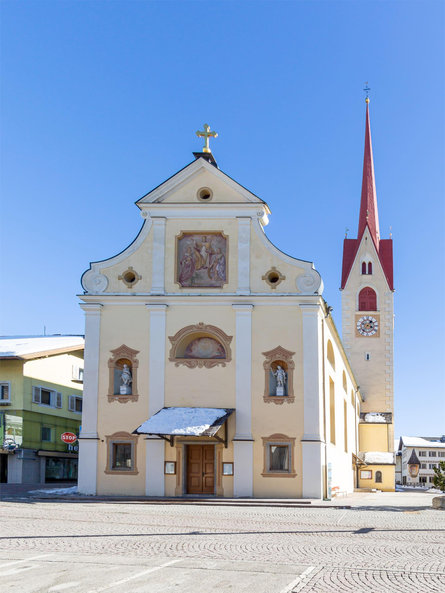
left=358, top=101, right=380, bottom=247
left=341, top=100, right=394, bottom=291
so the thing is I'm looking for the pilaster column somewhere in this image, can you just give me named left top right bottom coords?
left=145, top=304, right=168, bottom=495
left=237, top=217, right=251, bottom=295
left=232, top=304, right=253, bottom=496
left=299, top=303, right=324, bottom=499
left=151, top=218, right=166, bottom=294
left=78, top=303, right=102, bottom=495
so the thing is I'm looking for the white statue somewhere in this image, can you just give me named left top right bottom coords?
left=272, top=365, right=287, bottom=396
left=120, top=364, right=132, bottom=394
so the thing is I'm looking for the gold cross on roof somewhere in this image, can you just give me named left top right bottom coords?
left=196, top=123, right=218, bottom=153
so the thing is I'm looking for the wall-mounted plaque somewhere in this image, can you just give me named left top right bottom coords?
left=176, top=232, right=227, bottom=287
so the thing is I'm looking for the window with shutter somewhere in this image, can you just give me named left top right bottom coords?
left=68, top=395, right=75, bottom=411
left=56, top=392, right=62, bottom=408
left=32, top=386, right=41, bottom=404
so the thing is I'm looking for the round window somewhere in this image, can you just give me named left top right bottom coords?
left=197, top=187, right=213, bottom=202
left=123, top=271, right=136, bottom=285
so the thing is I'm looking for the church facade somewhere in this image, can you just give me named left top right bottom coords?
left=78, top=105, right=394, bottom=498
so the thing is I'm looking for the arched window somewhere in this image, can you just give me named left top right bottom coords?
left=375, top=470, right=382, bottom=483
left=327, top=340, right=335, bottom=369
left=358, top=287, right=377, bottom=311
left=367, top=262, right=373, bottom=275
left=361, top=262, right=367, bottom=275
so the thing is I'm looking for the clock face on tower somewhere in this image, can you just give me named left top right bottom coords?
left=356, top=315, right=379, bottom=337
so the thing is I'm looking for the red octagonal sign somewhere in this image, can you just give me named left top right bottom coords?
left=61, top=432, right=77, bottom=444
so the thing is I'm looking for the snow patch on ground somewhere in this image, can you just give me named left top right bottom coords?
left=29, top=486, right=78, bottom=495
left=136, top=407, right=228, bottom=436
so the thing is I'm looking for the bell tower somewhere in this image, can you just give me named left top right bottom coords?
left=341, top=99, right=395, bottom=466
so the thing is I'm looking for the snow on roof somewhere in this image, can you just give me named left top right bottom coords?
left=363, top=413, right=388, bottom=423
left=0, top=336, right=84, bottom=358
left=135, top=407, right=233, bottom=436
left=399, top=436, right=445, bottom=449
left=362, top=451, right=395, bottom=465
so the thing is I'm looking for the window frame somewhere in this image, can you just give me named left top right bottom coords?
left=261, top=434, right=296, bottom=477
left=41, top=425, right=53, bottom=442
left=0, top=381, right=11, bottom=403
left=105, top=432, right=139, bottom=475
left=32, top=386, right=62, bottom=409
left=68, top=395, right=83, bottom=413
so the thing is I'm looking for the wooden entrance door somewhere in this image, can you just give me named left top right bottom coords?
left=186, top=445, right=215, bottom=494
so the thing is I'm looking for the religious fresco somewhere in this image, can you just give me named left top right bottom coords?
left=183, top=337, right=225, bottom=359
left=176, top=232, right=227, bottom=287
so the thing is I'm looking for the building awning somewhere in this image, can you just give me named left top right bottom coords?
left=134, top=407, right=235, bottom=448
left=37, top=450, right=78, bottom=459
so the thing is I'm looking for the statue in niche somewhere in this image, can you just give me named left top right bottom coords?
left=119, top=364, right=132, bottom=395
left=271, top=364, right=287, bottom=396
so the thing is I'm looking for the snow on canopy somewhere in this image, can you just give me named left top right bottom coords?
left=362, top=451, right=395, bottom=464
left=135, top=407, right=232, bottom=436
left=364, top=413, right=388, bottom=423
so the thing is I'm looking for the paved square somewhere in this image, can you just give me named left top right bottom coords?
left=1, top=492, right=444, bottom=592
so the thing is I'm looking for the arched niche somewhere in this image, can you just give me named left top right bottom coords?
left=168, top=322, right=232, bottom=368
left=262, top=346, right=295, bottom=405
left=107, top=345, right=139, bottom=403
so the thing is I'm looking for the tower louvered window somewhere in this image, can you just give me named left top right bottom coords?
left=358, top=287, right=377, bottom=311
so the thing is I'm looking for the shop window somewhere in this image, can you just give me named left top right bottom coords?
left=107, top=345, right=139, bottom=403
left=168, top=322, right=232, bottom=369
left=0, top=382, right=10, bottom=403
left=261, top=434, right=296, bottom=477
left=375, top=470, right=382, bottom=483
left=262, top=346, right=295, bottom=404
left=105, top=432, right=139, bottom=475
left=32, top=386, right=62, bottom=409
left=358, top=287, right=377, bottom=311
left=45, top=457, right=78, bottom=482
left=68, top=395, right=82, bottom=413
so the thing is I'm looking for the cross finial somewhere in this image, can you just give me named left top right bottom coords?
left=196, top=123, right=218, bottom=153
left=363, top=82, right=371, bottom=103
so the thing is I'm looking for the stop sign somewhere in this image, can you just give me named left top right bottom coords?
left=61, top=432, right=77, bottom=444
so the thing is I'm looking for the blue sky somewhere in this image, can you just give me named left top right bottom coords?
left=1, top=1, right=444, bottom=437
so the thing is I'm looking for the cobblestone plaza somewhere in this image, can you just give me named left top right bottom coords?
left=1, top=493, right=444, bottom=592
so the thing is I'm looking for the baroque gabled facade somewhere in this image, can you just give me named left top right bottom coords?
left=78, top=110, right=395, bottom=498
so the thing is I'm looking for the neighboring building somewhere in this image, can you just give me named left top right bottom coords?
left=78, top=101, right=394, bottom=498
left=0, top=336, right=84, bottom=484
left=398, top=436, right=445, bottom=486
